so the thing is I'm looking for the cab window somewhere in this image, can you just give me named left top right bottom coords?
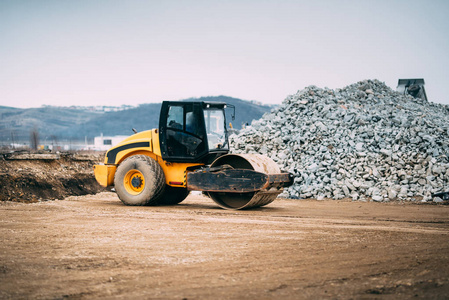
left=167, top=106, right=183, bottom=130
left=204, top=109, right=228, bottom=150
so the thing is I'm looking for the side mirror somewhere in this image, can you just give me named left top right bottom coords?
left=225, top=104, right=236, bottom=121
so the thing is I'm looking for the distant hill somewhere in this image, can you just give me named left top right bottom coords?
left=0, top=96, right=274, bottom=144
left=0, top=105, right=100, bottom=143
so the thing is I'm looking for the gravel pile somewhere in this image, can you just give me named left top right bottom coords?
left=230, top=79, right=449, bottom=202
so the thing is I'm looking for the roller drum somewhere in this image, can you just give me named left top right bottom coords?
left=208, top=154, right=283, bottom=209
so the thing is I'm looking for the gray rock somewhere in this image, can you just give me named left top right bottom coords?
left=388, top=189, right=398, bottom=199
left=380, top=149, right=392, bottom=156
left=356, top=142, right=364, bottom=151
left=372, top=195, right=383, bottom=202
left=342, top=185, right=350, bottom=197
left=433, top=197, right=443, bottom=203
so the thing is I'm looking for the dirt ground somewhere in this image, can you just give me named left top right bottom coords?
left=1, top=192, right=448, bottom=299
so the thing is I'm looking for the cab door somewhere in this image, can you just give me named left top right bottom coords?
left=159, top=102, right=208, bottom=162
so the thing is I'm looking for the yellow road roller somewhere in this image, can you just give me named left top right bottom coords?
left=93, top=101, right=293, bottom=209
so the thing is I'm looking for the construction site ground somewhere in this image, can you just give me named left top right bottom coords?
left=1, top=192, right=448, bottom=299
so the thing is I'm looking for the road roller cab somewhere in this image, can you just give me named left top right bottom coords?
left=93, top=101, right=293, bottom=210
left=159, top=101, right=231, bottom=164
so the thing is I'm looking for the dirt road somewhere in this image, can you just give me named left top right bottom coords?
left=1, top=193, right=448, bottom=299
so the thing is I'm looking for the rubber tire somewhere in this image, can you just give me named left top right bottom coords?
left=156, top=186, right=190, bottom=206
left=114, top=155, right=165, bottom=206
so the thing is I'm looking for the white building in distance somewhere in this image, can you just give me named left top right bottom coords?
left=93, top=134, right=129, bottom=151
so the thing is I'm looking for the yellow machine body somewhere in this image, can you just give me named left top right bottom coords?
left=93, top=164, right=116, bottom=187
left=93, top=129, right=202, bottom=188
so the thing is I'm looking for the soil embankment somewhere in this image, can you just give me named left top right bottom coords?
left=0, top=152, right=105, bottom=203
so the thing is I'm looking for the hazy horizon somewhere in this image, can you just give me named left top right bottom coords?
left=1, top=0, right=448, bottom=108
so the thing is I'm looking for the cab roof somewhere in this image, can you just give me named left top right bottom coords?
left=162, top=100, right=227, bottom=109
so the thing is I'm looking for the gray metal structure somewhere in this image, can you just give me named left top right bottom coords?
left=397, top=78, right=428, bottom=101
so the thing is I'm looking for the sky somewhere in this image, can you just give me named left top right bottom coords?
left=1, top=0, right=448, bottom=108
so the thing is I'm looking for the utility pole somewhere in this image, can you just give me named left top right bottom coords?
left=11, top=131, right=15, bottom=149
